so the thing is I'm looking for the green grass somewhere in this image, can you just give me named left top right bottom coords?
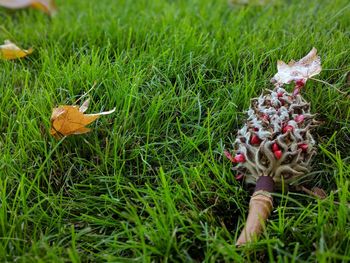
left=0, top=0, right=349, bottom=261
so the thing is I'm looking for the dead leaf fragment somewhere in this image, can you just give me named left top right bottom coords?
left=271, top=47, right=322, bottom=86
left=0, top=0, right=56, bottom=15
left=296, top=185, right=327, bottom=199
left=50, top=99, right=115, bottom=138
left=311, top=187, right=327, bottom=199
left=0, top=40, right=33, bottom=60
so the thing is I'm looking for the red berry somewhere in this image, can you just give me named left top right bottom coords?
left=274, top=150, right=282, bottom=159
left=283, top=125, right=294, bottom=133
left=277, top=92, right=283, bottom=98
left=298, top=144, right=308, bottom=152
left=251, top=135, right=261, bottom=145
left=233, top=154, right=246, bottom=163
left=261, top=114, right=269, bottom=121
left=294, top=114, right=305, bottom=123
left=253, top=127, right=259, bottom=131
left=295, top=79, right=305, bottom=88
left=272, top=143, right=280, bottom=152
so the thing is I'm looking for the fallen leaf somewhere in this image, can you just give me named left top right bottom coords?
left=311, top=187, right=327, bottom=199
left=271, top=47, right=322, bottom=86
left=0, top=0, right=56, bottom=15
left=0, top=40, right=33, bottom=60
left=296, top=185, right=327, bottom=199
left=50, top=99, right=115, bottom=138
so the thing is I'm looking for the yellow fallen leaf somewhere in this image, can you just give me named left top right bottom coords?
left=0, top=40, right=33, bottom=60
left=0, top=0, right=57, bottom=15
left=50, top=99, right=115, bottom=138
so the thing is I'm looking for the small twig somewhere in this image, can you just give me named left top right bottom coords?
left=236, top=176, right=274, bottom=246
left=74, top=81, right=97, bottom=104
left=0, top=26, right=16, bottom=42
left=310, top=77, right=348, bottom=96
left=0, top=26, right=12, bottom=36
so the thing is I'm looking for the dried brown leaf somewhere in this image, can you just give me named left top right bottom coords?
left=50, top=99, right=115, bottom=138
left=0, top=40, right=33, bottom=60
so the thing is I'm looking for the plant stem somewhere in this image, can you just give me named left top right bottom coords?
left=236, top=176, right=274, bottom=246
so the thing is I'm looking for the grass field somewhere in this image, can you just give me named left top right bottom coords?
left=0, top=0, right=349, bottom=262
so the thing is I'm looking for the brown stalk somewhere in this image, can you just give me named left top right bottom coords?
left=236, top=176, right=274, bottom=246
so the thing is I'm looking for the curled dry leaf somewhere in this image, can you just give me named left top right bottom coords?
left=271, top=47, right=322, bottom=86
left=50, top=99, right=115, bottom=138
left=0, top=0, right=56, bottom=15
left=0, top=40, right=33, bottom=60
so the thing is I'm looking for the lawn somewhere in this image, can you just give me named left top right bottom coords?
left=0, top=0, right=349, bottom=262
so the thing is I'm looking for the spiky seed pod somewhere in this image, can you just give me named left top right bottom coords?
left=231, top=86, right=317, bottom=188
left=226, top=48, right=322, bottom=246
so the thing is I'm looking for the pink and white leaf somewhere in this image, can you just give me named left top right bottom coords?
left=271, top=47, right=322, bottom=86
